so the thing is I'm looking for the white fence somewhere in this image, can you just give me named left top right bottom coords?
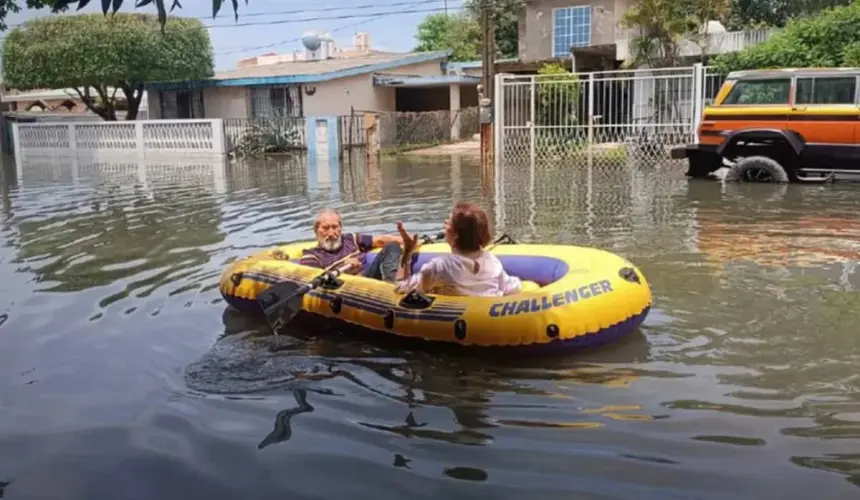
left=493, top=64, right=725, bottom=170
left=11, top=118, right=227, bottom=157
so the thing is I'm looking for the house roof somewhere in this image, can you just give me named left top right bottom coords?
left=373, top=73, right=481, bottom=87
left=147, top=50, right=452, bottom=91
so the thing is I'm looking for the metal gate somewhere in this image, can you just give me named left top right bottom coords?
left=490, top=64, right=725, bottom=239
left=493, top=64, right=727, bottom=170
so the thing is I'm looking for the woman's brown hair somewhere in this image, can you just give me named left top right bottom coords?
left=449, top=202, right=492, bottom=253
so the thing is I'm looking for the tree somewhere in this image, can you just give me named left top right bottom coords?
left=535, top=62, right=580, bottom=135
left=463, top=0, right=522, bottom=59
left=414, top=12, right=481, bottom=61
left=2, top=13, right=213, bottom=120
left=0, top=0, right=245, bottom=29
left=727, top=0, right=854, bottom=30
left=712, top=1, right=860, bottom=72
left=413, top=0, right=523, bottom=61
left=620, top=0, right=731, bottom=68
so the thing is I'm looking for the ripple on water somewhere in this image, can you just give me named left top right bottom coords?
left=1, top=157, right=860, bottom=497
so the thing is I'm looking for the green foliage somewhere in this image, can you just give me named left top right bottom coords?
left=2, top=13, right=213, bottom=120
left=712, top=1, right=860, bottom=72
left=414, top=13, right=481, bottom=61
left=844, top=42, right=860, bottom=66
left=621, top=0, right=731, bottom=67
left=414, top=1, right=522, bottom=61
left=463, top=0, right=522, bottom=59
left=231, top=119, right=304, bottom=157
left=727, top=0, right=854, bottom=30
left=0, top=0, right=245, bottom=28
left=535, top=63, right=580, bottom=143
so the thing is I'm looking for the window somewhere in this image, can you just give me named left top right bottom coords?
left=722, top=79, right=791, bottom=105
left=160, top=90, right=204, bottom=118
left=251, top=85, right=302, bottom=118
left=553, top=6, right=591, bottom=57
left=795, top=76, right=856, bottom=105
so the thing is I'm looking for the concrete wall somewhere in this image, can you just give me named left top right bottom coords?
left=303, top=59, right=445, bottom=115
left=202, top=87, right=250, bottom=119
left=519, top=0, right=631, bottom=61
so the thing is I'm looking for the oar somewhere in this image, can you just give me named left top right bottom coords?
left=258, top=260, right=355, bottom=336
left=258, top=232, right=445, bottom=336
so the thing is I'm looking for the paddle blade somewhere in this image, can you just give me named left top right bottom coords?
left=258, top=282, right=305, bottom=333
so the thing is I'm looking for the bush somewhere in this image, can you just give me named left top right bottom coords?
left=231, top=120, right=304, bottom=157
left=713, top=2, right=860, bottom=72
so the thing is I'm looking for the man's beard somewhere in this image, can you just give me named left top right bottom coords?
left=320, top=236, right=342, bottom=251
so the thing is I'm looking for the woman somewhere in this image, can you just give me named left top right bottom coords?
left=394, top=202, right=522, bottom=297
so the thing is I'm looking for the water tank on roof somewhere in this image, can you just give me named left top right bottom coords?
left=302, top=32, right=322, bottom=52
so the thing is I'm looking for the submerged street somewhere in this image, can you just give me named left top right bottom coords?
left=1, top=154, right=859, bottom=499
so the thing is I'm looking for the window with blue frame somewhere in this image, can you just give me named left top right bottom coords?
left=553, top=6, right=592, bottom=57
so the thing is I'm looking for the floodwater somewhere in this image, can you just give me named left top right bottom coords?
left=1, top=152, right=860, bottom=499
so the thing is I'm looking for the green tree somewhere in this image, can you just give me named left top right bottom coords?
left=713, top=1, right=860, bottom=72
left=414, top=12, right=481, bottom=61
left=413, top=1, right=523, bottom=61
left=727, top=0, right=854, bottom=29
left=0, top=0, right=243, bottom=29
left=463, top=0, right=522, bottom=59
left=620, top=0, right=731, bottom=67
left=2, top=12, right=213, bottom=120
left=536, top=62, right=580, bottom=131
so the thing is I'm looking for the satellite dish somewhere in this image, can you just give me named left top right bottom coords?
left=302, top=32, right=322, bottom=52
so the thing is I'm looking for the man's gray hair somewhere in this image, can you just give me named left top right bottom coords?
left=313, top=208, right=342, bottom=231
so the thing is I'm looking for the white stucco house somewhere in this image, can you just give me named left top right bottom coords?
left=144, top=49, right=481, bottom=122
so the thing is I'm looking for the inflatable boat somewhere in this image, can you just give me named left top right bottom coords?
left=218, top=239, right=651, bottom=354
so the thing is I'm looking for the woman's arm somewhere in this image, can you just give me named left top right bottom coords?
left=499, top=270, right=523, bottom=295
left=394, top=221, right=420, bottom=284
left=395, top=259, right=440, bottom=294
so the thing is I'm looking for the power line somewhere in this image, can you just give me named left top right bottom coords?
left=205, top=6, right=452, bottom=29
left=0, top=0, right=452, bottom=31
left=0, top=3, right=462, bottom=48
left=215, top=5, right=464, bottom=56
left=216, top=17, right=381, bottom=56
left=208, top=0, right=448, bottom=20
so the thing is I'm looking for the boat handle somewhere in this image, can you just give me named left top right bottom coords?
left=398, top=290, right=436, bottom=310
left=618, top=267, right=641, bottom=284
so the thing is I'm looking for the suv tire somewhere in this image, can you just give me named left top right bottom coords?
left=723, top=156, right=790, bottom=183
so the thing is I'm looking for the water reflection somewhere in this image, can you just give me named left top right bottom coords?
left=1, top=151, right=860, bottom=496
left=190, top=303, right=656, bottom=455
left=257, top=389, right=315, bottom=450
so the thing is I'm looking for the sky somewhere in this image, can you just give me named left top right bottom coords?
left=1, top=0, right=466, bottom=70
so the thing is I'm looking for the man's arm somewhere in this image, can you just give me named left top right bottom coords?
left=371, top=234, right=404, bottom=248
left=355, top=233, right=404, bottom=251
left=298, top=252, right=323, bottom=268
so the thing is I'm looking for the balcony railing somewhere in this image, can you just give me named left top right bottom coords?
left=615, top=28, right=776, bottom=62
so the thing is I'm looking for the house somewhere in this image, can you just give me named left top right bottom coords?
left=144, top=33, right=481, bottom=128
left=506, top=0, right=773, bottom=73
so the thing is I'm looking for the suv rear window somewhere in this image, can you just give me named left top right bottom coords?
left=795, top=76, right=857, bottom=105
left=722, top=78, right=791, bottom=105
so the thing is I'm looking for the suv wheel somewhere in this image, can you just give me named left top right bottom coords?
left=723, top=156, right=790, bottom=183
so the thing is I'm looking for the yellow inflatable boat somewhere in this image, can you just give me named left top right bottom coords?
left=218, top=240, right=651, bottom=353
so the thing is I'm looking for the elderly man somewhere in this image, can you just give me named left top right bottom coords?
left=298, top=208, right=405, bottom=282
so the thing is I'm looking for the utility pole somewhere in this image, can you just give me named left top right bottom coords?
left=479, top=0, right=495, bottom=173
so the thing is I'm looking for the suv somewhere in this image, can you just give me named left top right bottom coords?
left=671, top=68, right=860, bottom=183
